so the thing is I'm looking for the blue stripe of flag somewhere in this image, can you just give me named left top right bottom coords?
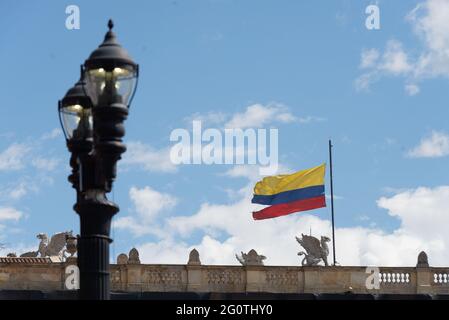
left=251, top=185, right=325, bottom=205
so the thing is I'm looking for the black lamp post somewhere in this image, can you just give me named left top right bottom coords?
left=59, top=20, right=138, bottom=300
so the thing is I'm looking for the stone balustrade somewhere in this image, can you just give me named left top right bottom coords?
left=0, top=249, right=448, bottom=295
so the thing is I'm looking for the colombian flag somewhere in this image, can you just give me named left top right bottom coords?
left=252, top=164, right=326, bottom=220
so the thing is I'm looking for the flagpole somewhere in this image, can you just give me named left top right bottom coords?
left=329, top=139, right=337, bottom=265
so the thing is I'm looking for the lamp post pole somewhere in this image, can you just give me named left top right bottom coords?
left=76, top=191, right=119, bottom=299
left=59, top=20, right=138, bottom=300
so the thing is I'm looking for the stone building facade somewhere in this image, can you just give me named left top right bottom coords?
left=1, top=249, right=448, bottom=297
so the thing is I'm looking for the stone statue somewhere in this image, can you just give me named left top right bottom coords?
left=20, top=231, right=73, bottom=260
left=64, top=234, right=77, bottom=258
left=20, top=251, right=38, bottom=258
left=188, top=249, right=201, bottom=265
left=295, top=234, right=330, bottom=266
left=235, top=249, right=266, bottom=266
left=128, top=248, right=141, bottom=264
left=417, top=251, right=429, bottom=268
left=117, top=253, right=128, bottom=265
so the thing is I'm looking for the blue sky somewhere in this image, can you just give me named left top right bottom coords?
left=1, top=0, right=449, bottom=266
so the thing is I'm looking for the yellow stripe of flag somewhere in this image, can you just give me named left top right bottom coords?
left=253, top=163, right=326, bottom=196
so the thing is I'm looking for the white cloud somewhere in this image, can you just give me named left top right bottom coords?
left=184, top=111, right=227, bottom=126
left=356, top=40, right=411, bottom=90
left=223, top=165, right=262, bottom=181
left=378, top=186, right=449, bottom=241
left=225, top=104, right=296, bottom=129
left=7, top=182, right=28, bottom=200
left=354, top=72, right=379, bottom=91
left=357, top=215, right=371, bottom=222
left=185, top=103, right=322, bottom=130
left=122, top=141, right=178, bottom=173
left=137, top=235, right=238, bottom=265
left=136, top=239, right=194, bottom=264
left=0, top=207, right=23, bottom=222
left=360, top=48, right=380, bottom=69
left=357, top=0, right=449, bottom=93
left=325, top=194, right=343, bottom=200
left=114, top=186, right=177, bottom=237
left=40, top=128, right=62, bottom=140
left=408, top=131, right=449, bottom=157
left=297, top=116, right=326, bottom=124
left=0, top=181, right=31, bottom=201
left=223, top=164, right=292, bottom=181
left=0, top=243, right=37, bottom=257
left=114, top=216, right=154, bottom=237
left=276, top=112, right=297, bottom=123
left=407, top=0, right=449, bottom=78
left=31, top=157, right=60, bottom=171
left=0, top=143, right=30, bottom=171
left=0, top=132, right=64, bottom=173
left=130, top=186, right=178, bottom=221
left=405, top=83, right=420, bottom=95
left=379, top=40, right=412, bottom=75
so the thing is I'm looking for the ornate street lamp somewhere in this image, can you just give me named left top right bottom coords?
left=82, top=19, right=138, bottom=193
left=59, top=20, right=138, bottom=300
left=59, top=73, right=94, bottom=189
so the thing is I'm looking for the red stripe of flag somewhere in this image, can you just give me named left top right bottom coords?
left=252, top=195, right=326, bottom=220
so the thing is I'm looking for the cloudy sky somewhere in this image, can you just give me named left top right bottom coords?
left=1, top=0, right=449, bottom=267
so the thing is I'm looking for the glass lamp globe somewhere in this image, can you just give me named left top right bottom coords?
left=83, top=20, right=138, bottom=108
left=59, top=77, right=93, bottom=141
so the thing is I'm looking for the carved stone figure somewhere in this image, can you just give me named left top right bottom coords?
left=417, top=251, right=429, bottom=268
left=128, top=248, right=141, bottom=264
left=20, top=251, right=38, bottom=258
left=235, top=249, right=266, bottom=266
left=188, top=248, right=201, bottom=265
left=117, top=253, right=128, bottom=265
left=20, top=231, right=73, bottom=259
left=295, top=234, right=330, bottom=266
left=65, top=234, right=78, bottom=258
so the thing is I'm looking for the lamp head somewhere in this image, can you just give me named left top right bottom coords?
left=58, top=75, right=93, bottom=142
left=83, top=19, right=138, bottom=108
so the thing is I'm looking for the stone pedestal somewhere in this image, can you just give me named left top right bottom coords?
left=416, top=268, right=432, bottom=294
left=186, top=266, right=202, bottom=292
left=246, top=267, right=265, bottom=292
left=126, top=264, right=142, bottom=292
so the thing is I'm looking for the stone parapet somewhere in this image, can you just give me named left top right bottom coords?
left=1, top=250, right=448, bottom=295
